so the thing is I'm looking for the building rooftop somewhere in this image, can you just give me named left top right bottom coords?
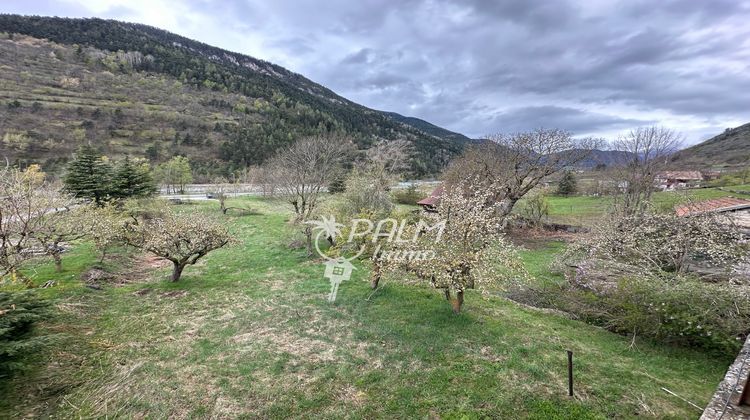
left=675, top=196, right=750, bottom=217
left=657, top=171, right=703, bottom=180
left=417, top=185, right=444, bottom=207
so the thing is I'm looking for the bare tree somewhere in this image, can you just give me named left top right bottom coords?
left=237, top=165, right=264, bottom=189
left=267, top=135, right=352, bottom=255
left=336, top=139, right=412, bottom=220
left=444, top=128, right=600, bottom=224
left=611, top=126, right=682, bottom=215
left=365, top=139, right=412, bottom=177
left=210, top=176, right=237, bottom=214
left=33, top=207, right=89, bottom=272
left=0, top=164, right=72, bottom=282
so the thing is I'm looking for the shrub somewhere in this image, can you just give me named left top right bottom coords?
left=327, top=172, right=346, bottom=194
left=337, top=167, right=394, bottom=219
left=0, top=291, right=51, bottom=377
left=535, top=207, right=750, bottom=354
left=550, top=276, right=749, bottom=354
left=393, top=184, right=423, bottom=205
left=518, top=190, right=550, bottom=226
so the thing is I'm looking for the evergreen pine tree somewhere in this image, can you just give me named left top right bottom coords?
left=328, top=171, right=347, bottom=194
left=111, top=156, right=156, bottom=199
left=556, top=170, right=578, bottom=196
left=0, top=291, right=51, bottom=377
left=63, top=145, right=112, bottom=205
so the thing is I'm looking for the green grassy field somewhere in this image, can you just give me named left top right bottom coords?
left=529, top=186, right=743, bottom=226
left=0, top=197, right=731, bottom=418
left=723, top=184, right=750, bottom=192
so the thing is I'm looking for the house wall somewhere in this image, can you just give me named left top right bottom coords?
left=731, top=209, right=750, bottom=230
left=701, top=336, right=750, bottom=419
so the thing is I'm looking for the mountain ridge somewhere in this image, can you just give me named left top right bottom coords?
left=671, top=122, right=750, bottom=168
left=381, top=112, right=473, bottom=144
left=0, top=14, right=466, bottom=176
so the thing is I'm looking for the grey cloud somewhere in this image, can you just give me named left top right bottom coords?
left=2, top=0, right=91, bottom=17
left=480, top=106, right=655, bottom=136
left=356, top=72, right=411, bottom=90
left=22, top=0, right=750, bottom=145
left=340, top=48, right=373, bottom=65
left=266, top=37, right=316, bottom=56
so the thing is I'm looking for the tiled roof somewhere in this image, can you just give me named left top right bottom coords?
left=675, top=197, right=750, bottom=216
left=657, top=171, right=703, bottom=180
left=417, top=185, right=444, bottom=207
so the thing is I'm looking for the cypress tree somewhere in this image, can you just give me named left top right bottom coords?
left=111, top=156, right=156, bottom=199
left=556, top=170, right=578, bottom=196
left=63, top=145, right=112, bottom=205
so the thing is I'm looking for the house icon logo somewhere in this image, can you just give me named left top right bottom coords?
left=323, top=257, right=356, bottom=302
left=306, top=216, right=363, bottom=303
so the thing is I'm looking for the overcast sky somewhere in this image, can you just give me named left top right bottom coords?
left=5, top=0, right=750, bottom=145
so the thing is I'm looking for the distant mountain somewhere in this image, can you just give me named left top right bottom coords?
left=575, top=149, right=635, bottom=168
left=0, top=15, right=464, bottom=177
left=671, top=123, right=750, bottom=168
left=381, top=112, right=473, bottom=143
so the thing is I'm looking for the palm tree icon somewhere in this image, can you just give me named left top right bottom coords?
left=306, top=216, right=344, bottom=242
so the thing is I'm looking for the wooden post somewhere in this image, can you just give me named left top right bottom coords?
left=567, top=350, right=574, bottom=397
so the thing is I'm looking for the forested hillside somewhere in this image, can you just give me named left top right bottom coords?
left=671, top=122, right=750, bottom=169
left=0, top=15, right=463, bottom=177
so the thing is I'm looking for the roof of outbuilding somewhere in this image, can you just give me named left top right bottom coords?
left=675, top=196, right=750, bottom=216
left=417, top=185, right=444, bottom=207
left=657, top=171, right=703, bottom=180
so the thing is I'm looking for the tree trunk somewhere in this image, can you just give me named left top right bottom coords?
left=171, top=261, right=186, bottom=282
left=304, top=226, right=313, bottom=257
left=53, top=253, right=62, bottom=272
left=291, top=200, right=299, bottom=216
left=370, top=260, right=381, bottom=289
left=451, top=290, right=464, bottom=314
left=444, top=289, right=451, bottom=301
left=499, top=199, right=517, bottom=230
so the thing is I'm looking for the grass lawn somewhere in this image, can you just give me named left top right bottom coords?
left=0, top=197, right=732, bottom=418
left=543, top=196, right=613, bottom=226
left=724, top=184, right=750, bottom=192
left=531, top=186, right=743, bottom=226
left=513, top=236, right=567, bottom=287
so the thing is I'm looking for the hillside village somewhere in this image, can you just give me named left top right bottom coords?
left=1, top=11, right=750, bottom=420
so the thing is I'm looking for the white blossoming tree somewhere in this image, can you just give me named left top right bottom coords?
left=0, top=164, right=74, bottom=282
left=121, top=208, right=235, bottom=282
left=443, top=128, right=601, bottom=225
left=385, top=182, right=529, bottom=313
left=565, top=210, right=747, bottom=279
left=32, top=206, right=92, bottom=272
